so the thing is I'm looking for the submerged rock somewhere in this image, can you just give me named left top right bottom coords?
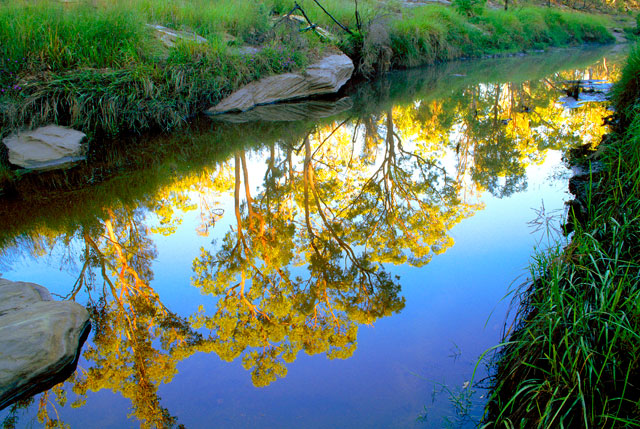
left=207, top=53, right=354, bottom=114
left=212, top=97, right=353, bottom=123
left=0, top=278, right=90, bottom=410
left=2, top=125, right=86, bottom=170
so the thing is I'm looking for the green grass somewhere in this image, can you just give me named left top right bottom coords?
left=0, top=0, right=616, bottom=137
left=3, top=40, right=307, bottom=135
left=0, top=0, right=311, bottom=136
left=131, top=0, right=271, bottom=42
left=0, top=1, right=148, bottom=71
left=483, top=44, right=640, bottom=428
left=389, top=6, right=484, bottom=66
left=612, top=44, right=640, bottom=127
left=381, top=6, right=614, bottom=70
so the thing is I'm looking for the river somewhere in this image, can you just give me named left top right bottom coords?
left=0, top=45, right=626, bottom=428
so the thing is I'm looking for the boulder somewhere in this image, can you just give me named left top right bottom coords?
left=0, top=278, right=90, bottom=410
left=2, top=125, right=86, bottom=170
left=207, top=53, right=354, bottom=114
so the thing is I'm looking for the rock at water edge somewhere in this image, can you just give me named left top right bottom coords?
left=2, top=125, right=86, bottom=170
left=208, top=53, right=354, bottom=114
left=0, top=278, right=91, bottom=410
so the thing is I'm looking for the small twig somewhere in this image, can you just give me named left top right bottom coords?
left=274, top=4, right=301, bottom=27
left=295, top=2, right=316, bottom=29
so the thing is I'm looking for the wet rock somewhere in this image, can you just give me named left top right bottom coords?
left=212, top=97, right=353, bottom=123
left=207, top=53, right=354, bottom=114
left=148, top=24, right=207, bottom=48
left=2, top=125, right=86, bottom=170
left=0, top=278, right=90, bottom=410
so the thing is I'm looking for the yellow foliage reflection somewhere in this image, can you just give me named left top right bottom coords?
left=0, top=52, right=621, bottom=427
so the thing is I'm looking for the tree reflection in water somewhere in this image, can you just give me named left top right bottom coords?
left=0, top=52, right=618, bottom=427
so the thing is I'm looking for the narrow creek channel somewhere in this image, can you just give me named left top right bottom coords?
left=0, top=45, right=627, bottom=428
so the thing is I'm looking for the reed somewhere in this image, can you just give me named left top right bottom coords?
left=483, top=44, right=640, bottom=428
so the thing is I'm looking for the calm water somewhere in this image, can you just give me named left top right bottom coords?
left=0, top=46, right=625, bottom=428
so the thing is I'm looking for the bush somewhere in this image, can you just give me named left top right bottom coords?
left=452, top=0, right=486, bottom=17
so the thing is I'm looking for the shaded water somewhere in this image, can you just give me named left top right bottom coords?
left=0, top=46, right=625, bottom=428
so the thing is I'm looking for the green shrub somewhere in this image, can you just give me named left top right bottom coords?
left=452, top=0, right=486, bottom=18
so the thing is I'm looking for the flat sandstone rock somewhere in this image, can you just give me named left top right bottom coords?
left=0, top=278, right=90, bottom=410
left=208, top=54, right=354, bottom=114
left=2, top=125, right=86, bottom=170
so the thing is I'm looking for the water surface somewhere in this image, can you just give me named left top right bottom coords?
left=0, top=45, right=625, bottom=428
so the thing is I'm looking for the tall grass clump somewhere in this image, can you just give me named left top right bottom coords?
left=127, top=0, right=271, bottom=42
left=0, top=0, right=313, bottom=136
left=483, top=45, right=640, bottom=428
left=388, top=6, right=485, bottom=68
left=356, top=5, right=614, bottom=73
left=0, top=1, right=149, bottom=71
left=475, top=8, right=613, bottom=52
left=3, top=39, right=308, bottom=135
left=612, top=44, right=640, bottom=127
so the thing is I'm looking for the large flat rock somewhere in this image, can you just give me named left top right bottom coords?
left=0, top=278, right=90, bottom=410
left=2, top=125, right=86, bottom=170
left=207, top=53, right=354, bottom=114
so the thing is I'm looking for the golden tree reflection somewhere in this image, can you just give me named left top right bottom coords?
left=68, top=209, right=198, bottom=429
left=0, top=53, right=621, bottom=427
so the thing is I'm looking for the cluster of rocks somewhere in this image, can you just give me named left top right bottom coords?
left=0, top=278, right=90, bottom=410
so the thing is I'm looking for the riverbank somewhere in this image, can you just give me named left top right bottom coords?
left=0, top=46, right=618, bottom=246
left=0, top=1, right=617, bottom=140
left=484, top=44, right=640, bottom=427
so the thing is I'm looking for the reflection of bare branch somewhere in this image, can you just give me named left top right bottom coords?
left=65, top=237, right=91, bottom=301
left=311, top=117, right=351, bottom=159
left=304, top=137, right=381, bottom=288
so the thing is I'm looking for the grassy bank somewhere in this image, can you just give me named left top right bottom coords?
left=0, top=0, right=615, bottom=140
left=483, top=44, right=640, bottom=427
